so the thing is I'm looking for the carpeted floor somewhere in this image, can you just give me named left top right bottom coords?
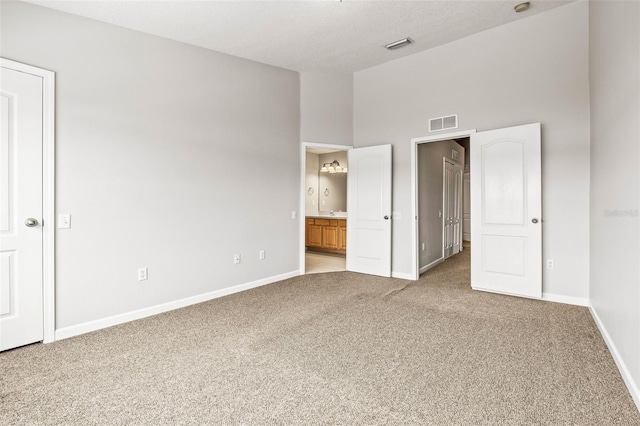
left=2, top=248, right=639, bottom=425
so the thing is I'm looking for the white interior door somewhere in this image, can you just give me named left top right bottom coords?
left=0, top=65, right=44, bottom=351
left=443, top=160, right=463, bottom=258
left=443, top=160, right=454, bottom=258
left=470, top=123, right=542, bottom=298
left=452, top=164, right=463, bottom=254
left=346, top=144, right=392, bottom=277
left=463, top=172, right=471, bottom=241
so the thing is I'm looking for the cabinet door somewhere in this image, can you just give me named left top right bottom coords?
left=323, top=226, right=338, bottom=249
left=338, top=222, right=347, bottom=250
left=305, top=219, right=314, bottom=246
left=308, top=225, right=323, bottom=247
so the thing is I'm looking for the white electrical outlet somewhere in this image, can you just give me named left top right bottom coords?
left=291, top=211, right=297, bottom=219
left=421, top=243, right=425, bottom=251
left=393, top=212, right=401, bottom=220
left=58, top=213, right=71, bottom=229
left=138, top=267, right=148, bottom=281
left=259, top=250, right=265, bottom=260
left=234, top=254, right=241, bottom=264
left=546, top=259, right=554, bottom=269
left=438, top=210, right=442, bottom=218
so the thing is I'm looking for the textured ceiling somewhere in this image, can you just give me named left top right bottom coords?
left=24, top=0, right=574, bottom=73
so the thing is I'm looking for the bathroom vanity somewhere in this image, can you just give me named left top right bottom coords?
left=305, top=216, right=347, bottom=254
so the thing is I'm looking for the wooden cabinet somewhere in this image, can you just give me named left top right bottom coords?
left=306, top=217, right=347, bottom=254
left=323, top=225, right=338, bottom=249
left=338, top=222, right=347, bottom=250
left=308, top=225, right=323, bottom=247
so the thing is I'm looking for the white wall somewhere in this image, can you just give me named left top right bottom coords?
left=300, top=72, right=353, bottom=145
left=589, top=0, right=640, bottom=407
left=354, top=1, right=590, bottom=299
left=418, top=140, right=464, bottom=268
left=1, top=2, right=300, bottom=330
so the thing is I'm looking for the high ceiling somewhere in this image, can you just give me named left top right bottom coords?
left=25, top=0, right=573, bottom=73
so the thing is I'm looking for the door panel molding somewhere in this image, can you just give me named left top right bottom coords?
left=1, top=58, right=55, bottom=343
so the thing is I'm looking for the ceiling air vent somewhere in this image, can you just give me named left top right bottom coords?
left=429, top=114, right=458, bottom=132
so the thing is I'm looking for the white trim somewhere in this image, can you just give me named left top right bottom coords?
left=411, top=129, right=476, bottom=280
left=541, top=292, right=588, bottom=307
left=391, top=271, right=414, bottom=280
left=419, top=257, right=444, bottom=275
left=1, top=58, right=56, bottom=344
left=589, top=304, right=640, bottom=412
left=299, top=142, right=352, bottom=275
left=55, top=270, right=300, bottom=341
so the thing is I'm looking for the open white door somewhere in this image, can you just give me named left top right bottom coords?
left=1, top=64, right=45, bottom=351
left=470, top=123, right=541, bottom=298
left=453, top=163, right=463, bottom=254
left=346, top=144, right=392, bottom=277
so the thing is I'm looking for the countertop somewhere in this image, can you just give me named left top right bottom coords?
left=306, top=213, right=347, bottom=219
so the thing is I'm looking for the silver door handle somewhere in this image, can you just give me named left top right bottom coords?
left=25, top=218, right=39, bottom=227
left=531, top=218, right=539, bottom=224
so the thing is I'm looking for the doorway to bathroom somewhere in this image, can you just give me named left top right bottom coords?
left=300, top=143, right=351, bottom=275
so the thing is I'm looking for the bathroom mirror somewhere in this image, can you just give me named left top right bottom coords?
left=305, top=150, right=348, bottom=216
left=318, top=172, right=347, bottom=212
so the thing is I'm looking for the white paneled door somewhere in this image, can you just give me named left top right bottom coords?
left=470, top=123, right=542, bottom=298
left=463, top=172, right=471, bottom=241
left=0, top=65, right=44, bottom=351
left=443, top=160, right=463, bottom=259
left=347, top=144, right=392, bottom=277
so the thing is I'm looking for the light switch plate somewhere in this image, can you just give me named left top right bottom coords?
left=58, top=214, right=71, bottom=229
left=392, top=212, right=401, bottom=220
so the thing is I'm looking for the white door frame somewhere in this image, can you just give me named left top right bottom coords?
left=1, top=58, right=56, bottom=343
left=410, top=129, right=476, bottom=280
left=299, top=142, right=353, bottom=275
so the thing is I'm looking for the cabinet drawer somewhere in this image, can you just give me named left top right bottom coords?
left=314, top=219, right=330, bottom=226
left=306, top=218, right=315, bottom=225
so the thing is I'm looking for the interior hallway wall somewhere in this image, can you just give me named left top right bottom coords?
left=1, top=2, right=300, bottom=331
left=354, top=1, right=590, bottom=300
left=589, top=0, right=640, bottom=408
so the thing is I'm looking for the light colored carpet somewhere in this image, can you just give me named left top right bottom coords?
left=2, top=248, right=639, bottom=425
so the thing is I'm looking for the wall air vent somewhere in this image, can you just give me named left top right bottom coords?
left=429, top=114, right=458, bottom=132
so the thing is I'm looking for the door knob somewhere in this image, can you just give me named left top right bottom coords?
left=531, top=218, right=539, bottom=224
left=25, top=218, right=39, bottom=227
left=384, top=215, right=389, bottom=220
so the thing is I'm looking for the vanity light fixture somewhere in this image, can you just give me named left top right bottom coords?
left=320, top=160, right=347, bottom=174
left=385, top=37, right=414, bottom=50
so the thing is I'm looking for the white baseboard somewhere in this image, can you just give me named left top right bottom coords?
left=589, top=305, right=640, bottom=413
left=391, top=271, right=414, bottom=280
left=541, top=292, right=589, bottom=307
left=419, top=257, right=444, bottom=275
left=55, top=270, right=300, bottom=341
